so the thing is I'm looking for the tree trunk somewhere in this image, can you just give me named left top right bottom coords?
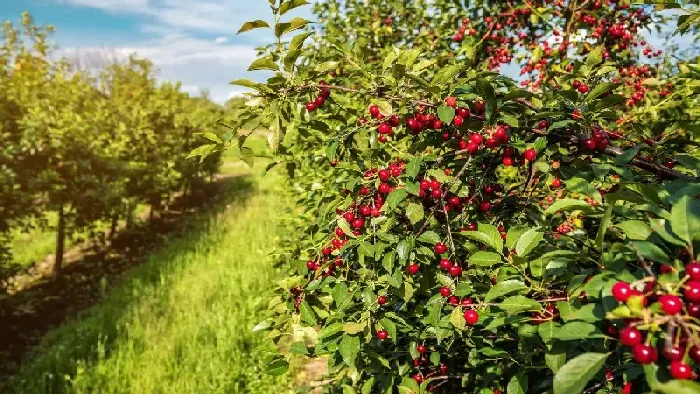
left=109, top=213, right=119, bottom=241
left=54, top=205, right=66, bottom=277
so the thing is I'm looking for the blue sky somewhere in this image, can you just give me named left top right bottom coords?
left=0, top=0, right=312, bottom=103
left=0, top=2, right=692, bottom=104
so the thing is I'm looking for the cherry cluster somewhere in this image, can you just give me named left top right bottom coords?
left=305, top=80, right=331, bottom=112
left=609, top=260, right=700, bottom=380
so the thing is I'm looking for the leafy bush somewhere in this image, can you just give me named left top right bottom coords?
left=203, top=0, right=700, bottom=392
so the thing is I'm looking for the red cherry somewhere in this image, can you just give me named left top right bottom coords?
left=407, top=263, right=420, bottom=275
left=670, top=361, right=694, bottom=380
left=440, top=259, right=452, bottom=270
left=448, top=265, right=462, bottom=277
left=448, top=295, right=459, bottom=305
left=461, top=297, right=473, bottom=307
left=523, top=148, right=537, bottom=161
left=619, top=326, right=643, bottom=346
left=440, top=364, right=448, bottom=375
left=378, top=122, right=392, bottom=134
left=605, top=370, right=614, bottom=382
left=440, top=286, right=452, bottom=297
left=463, top=310, right=479, bottom=325
left=378, top=183, right=391, bottom=194
left=684, top=281, right=700, bottom=302
left=663, top=345, right=685, bottom=362
left=306, top=260, right=317, bottom=270
left=352, top=218, right=365, bottom=229
left=688, top=302, right=700, bottom=318
left=502, top=156, right=514, bottom=166
left=434, top=242, right=447, bottom=255
left=413, top=373, right=424, bottom=384
left=632, top=344, right=658, bottom=364
left=551, top=178, right=561, bottom=188
left=659, top=295, right=683, bottom=315
left=453, top=115, right=464, bottom=127
left=445, top=96, right=457, bottom=107
left=686, top=262, right=700, bottom=281
left=689, top=346, right=700, bottom=363
left=480, top=201, right=491, bottom=212
left=417, top=344, right=427, bottom=354
left=378, top=295, right=387, bottom=305
left=584, top=139, right=597, bottom=150
left=378, top=169, right=390, bottom=181
left=306, top=102, right=317, bottom=112
left=578, top=84, right=589, bottom=93
left=377, top=329, right=388, bottom=340
left=314, top=96, right=325, bottom=106
left=343, top=212, right=355, bottom=222
left=369, top=105, right=380, bottom=117
left=470, top=133, right=483, bottom=144
left=612, top=281, right=632, bottom=302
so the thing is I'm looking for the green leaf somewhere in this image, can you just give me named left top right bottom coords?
left=248, top=55, right=279, bottom=71
left=406, top=156, right=422, bottom=178
left=240, top=147, right=255, bottom=168
left=417, top=231, right=440, bottom=245
left=237, top=20, right=270, bottom=34
left=515, top=228, right=543, bottom=257
left=284, top=31, right=314, bottom=71
left=499, top=296, right=541, bottom=314
left=275, top=17, right=308, bottom=37
left=299, top=302, right=317, bottom=325
left=339, top=335, right=361, bottom=367
left=546, top=347, right=567, bottom=373
left=586, top=82, right=620, bottom=102
left=290, top=341, right=309, bottom=355
left=326, top=139, right=339, bottom=161
left=671, top=195, right=700, bottom=245
left=631, top=241, right=671, bottom=264
left=382, top=188, right=408, bottom=212
left=379, top=317, right=396, bottom=340
left=374, top=99, right=393, bottom=116
left=506, top=225, right=529, bottom=249
left=315, top=60, right=338, bottom=73
left=595, top=203, right=613, bottom=251
left=586, top=46, right=604, bottom=68
left=337, top=217, right=357, bottom=238
left=265, top=357, right=290, bottom=376
left=468, top=251, right=502, bottom=267
left=450, top=306, right=466, bottom=330
left=475, top=79, right=496, bottom=124
left=436, top=105, right=456, bottom=124
left=616, top=220, right=652, bottom=240
left=656, top=380, right=700, bottom=394
left=406, top=203, right=425, bottom=225
left=554, top=322, right=604, bottom=341
left=614, top=144, right=644, bottom=165
left=343, top=321, right=366, bottom=334
left=252, top=320, right=271, bottom=332
left=553, top=353, right=609, bottom=394
left=485, top=280, right=527, bottom=302
left=279, top=0, right=309, bottom=15
left=229, top=78, right=262, bottom=89
left=186, top=143, right=217, bottom=160
left=507, top=373, right=528, bottom=394
left=544, top=199, right=594, bottom=215
left=461, top=224, right=503, bottom=254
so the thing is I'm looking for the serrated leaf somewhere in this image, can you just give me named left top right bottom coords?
left=436, top=105, right=456, bottom=124
left=586, top=46, right=604, bottom=68
left=279, top=0, right=309, bottom=15
left=671, top=195, right=700, bottom=245
left=614, top=144, right=644, bottom=165
left=461, top=224, right=503, bottom=254
left=586, top=82, right=620, bottom=102
left=382, top=188, right=408, bottom=212
left=240, top=146, right=255, bottom=168
left=374, top=99, right=393, bottom=116
left=248, top=55, right=279, bottom=71
left=275, top=17, right=308, bottom=37
left=406, top=156, right=422, bottom=178
left=515, top=228, right=543, bottom=257
left=506, top=225, right=529, bottom=249
left=326, top=139, right=339, bottom=161
left=475, top=79, right=496, bottom=124
left=186, top=143, right=217, bottom=159
left=229, top=78, right=262, bottom=89
left=450, top=306, right=466, bottom=330
left=468, top=251, right=502, bottom=267
left=290, top=341, right=309, bottom=355
left=499, top=296, right=541, bottom=314
left=406, top=203, right=424, bottom=225
left=617, top=220, right=652, bottom=240
left=237, top=20, right=270, bottom=34
left=631, top=240, right=671, bottom=264
left=544, top=199, right=595, bottom=215
left=343, top=321, right=366, bottom=334
left=417, top=231, right=441, bottom=245
left=339, top=335, right=361, bottom=367
left=485, top=280, right=527, bottom=302
left=553, top=353, right=609, bottom=394
left=507, top=373, right=528, bottom=394
left=554, top=322, right=604, bottom=340
left=265, top=357, right=290, bottom=376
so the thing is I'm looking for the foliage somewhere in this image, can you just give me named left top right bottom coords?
left=0, top=13, right=223, bottom=278
left=218, top=0, right=700, bottom=393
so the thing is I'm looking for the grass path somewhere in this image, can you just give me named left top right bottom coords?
left=8, top=172, right=296, bottom=394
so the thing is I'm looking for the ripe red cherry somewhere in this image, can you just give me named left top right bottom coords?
left=690, top=345, right=700, bottom=363
left=306, top=260, right=317, bottom=270
left=352, top=218, right=365, bottom=229
left=470, top=133, right=483, bottom=144
left=686, top=262, right=700, bottom=281
left=417, top=344, right=427, bottom=354
left=431, top=188, right=442, bottom=199
left=612, top=281, right=632, bottom=302
left=440, top=286, right=452, bottom=297
left=670, top=361, right=694, bottom=380
left=449, top=265, right=462, bottom=277
left=343, top=212, right=355, bottom=222
left=413, top=373, right=424, bottom=384
left=359, top=205, right=371, bottom=216
left=378, top=169, right=390, bottom=181
left=378, top=295, right=387, bottom=305
left=369, top=105, right=380, bottom=117
left=502, top=156, right=513, bottom=166
left=434, top=242, right=447, bottom=254
left=445, top=96, right=457, bottom=107
left=464, top=310, right=479, bottom=325
left=578, top=84, right=589, bottom=93
left=448, top=196, right=461, bottom=207
left=448, top=296, right=459, bottom=305
left=551, top=178, right=561, bottom=188
left=572, top=80, right=581, bottom=89
left=453, top=115, right=464, bottom=126
left=407, top=263, right=420, bottom=275
left=659, top=295, right=683, bottom=315
left=523, top=148, right=537, bottom=161
left=584, top=139, right=597, bottom=150
left=663, top=345, right=685, bottom=361
left=605, top=370, right=614, bottom=382
left=314, top=96, right=325, bottom=106
left=378, top=122, right=392, bottom=134
left=480, top=201, right=491, bottom=212
left=461, top=297, right=473, bottom=306
left=688, top=302, right=700, bottom=318
left=632, top=344, right=658, bottom=364
left=684, top=281, right=700, bottom=302
left=619, top=326, right=643, bottom=346
left=377, top=329, right=388, bottom=340
left=378, top=183, right=391, bottom=194
left=440, top=259, right=452, bottom=270
left=306, top=102, right=317, bottom=112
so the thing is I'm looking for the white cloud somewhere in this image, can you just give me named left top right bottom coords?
left=214, top=36, right=228, bottom=44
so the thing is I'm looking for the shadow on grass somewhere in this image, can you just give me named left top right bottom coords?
left=0, top=175, right=256, bottom=388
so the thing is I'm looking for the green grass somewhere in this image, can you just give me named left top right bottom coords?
left=8, top=170, right=296, bottom=394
